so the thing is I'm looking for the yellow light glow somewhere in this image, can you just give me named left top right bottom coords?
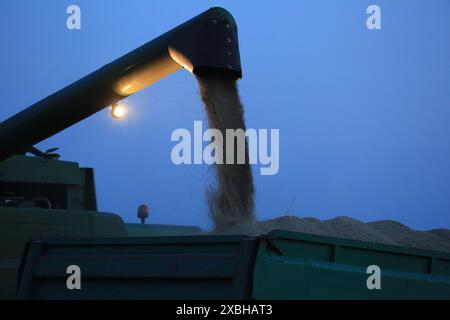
left=111, top=104, right=127, bottom=120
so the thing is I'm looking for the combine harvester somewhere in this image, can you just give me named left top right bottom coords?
left=0, top=7, right=449, bottom=300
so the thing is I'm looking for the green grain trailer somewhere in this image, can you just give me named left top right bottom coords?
left=17, top=230, right=450, bottom=299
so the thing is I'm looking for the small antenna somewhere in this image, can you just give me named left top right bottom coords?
left=284, top=196, right=297, bottom=216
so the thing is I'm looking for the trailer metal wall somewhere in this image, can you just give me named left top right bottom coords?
left=17, top=231, right=450, bottom=299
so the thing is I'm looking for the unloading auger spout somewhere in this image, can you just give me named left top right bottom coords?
left=0, top=7, right=242, bottom=161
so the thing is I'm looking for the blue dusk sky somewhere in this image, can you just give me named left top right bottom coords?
left=0, top=0, right=449, bottom=230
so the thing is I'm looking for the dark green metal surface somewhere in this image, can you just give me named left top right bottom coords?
left=252, top=230, right=450, bottom=299
left=17, top=230, right=450, bottom=300
left=126, top=223, right=203, bottom=237
left=0, top=155, right=82, bottom=185
left=0, top=207, right=127, bottom=299
left=0, top=155, right=97, bottom=210
left=0, top=156, right=208, bottom=299
left=18, top=235, right=257, bottom=300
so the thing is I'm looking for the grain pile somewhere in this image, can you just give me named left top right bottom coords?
left=213, top=215, right=450, bottom=252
